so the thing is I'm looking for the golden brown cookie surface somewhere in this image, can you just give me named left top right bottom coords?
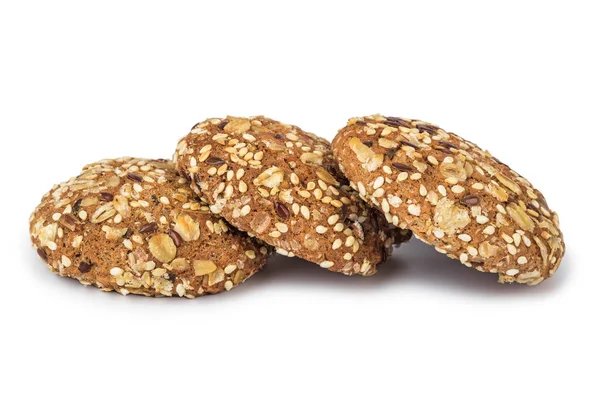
left=332, top=115, right=564, bottom=285
left=30, top=158, right=268, bottom=297
left=174, top=116, right=408, bottom=276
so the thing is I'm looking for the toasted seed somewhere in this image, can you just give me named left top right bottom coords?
left=274, top=202, right=290, bottom=219
left=139, top=222, right=158, bottom=234
left=194, top=260, right=217, bottom=276
left=416, top=124, right=438, bottom=134
left=36, top=248, right=47, bottom=261
left=127, top=173, right=143, bottom=182
left=399, top=140, right=419, bottom=149
left=100, top=192, right=114, bottom=202
left=78, top=262, right=92, bottom=273
left=206, top=157, right=226, bottom=166
left=461, top=194, right=480, bottom=206
left=148, top=234, right=177, bottom=263
left=439, top=140, right=458, bottom=149
left=391, top=162, right=413, bottom=172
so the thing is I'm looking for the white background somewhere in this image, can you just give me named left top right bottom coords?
left=1, top=1, right=597, bottom=399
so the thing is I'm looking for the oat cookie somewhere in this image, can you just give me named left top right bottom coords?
left=29, top=158, right=269, bottom=297
left=332, top=115, right=564, bottom=285
left=174, top=116, right=408, bottom=276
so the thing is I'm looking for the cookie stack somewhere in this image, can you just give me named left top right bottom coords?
left=29, top=115, right=565, bottom=297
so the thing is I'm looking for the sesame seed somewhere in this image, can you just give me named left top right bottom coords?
left=345, top=236, right=355, bottom=247
left=330, top=199, right=343, bottom=208
left=397, top=172, right=408, bottom=181
left=224, top=265, right=237, bottom=274
left=301, top=206, right=310, bottom=220
left=328, top=215, right=339, bottom=225
left=110, top=267, right=123, bottom=276
left=476, top=215, right=489, bottom=224
left=517, top=256, right=527, bottom=265
left=320, top=260, right=334, bottom=268
left=373, top=176, right=384, bottom=189
left=408, top=204, right=421, bottom=216
left=506, top=268, right=519, bottom=276
left=290, top=173, right=300, bottom=185
left=433, top=229, right=444, bottom=238
left=373, top=188, right=385, bottom=197
left=275, top=222, right=288, bottom=233
left=381, top=198, right=390, bottom=213
left=482, top=225, right=495, bottom=235
left=451, top=185, right=465, bottom=194
left=332, top=239, right=342, bottom=250
left=458, top=233, right=472, bottom=242
left=357, top=182, right=366, bottom=196
left=240, top=205, right=251, bottom=217
left=316, top=225, right=328, bottom=234
left=61, top=255, right=71, bottom=267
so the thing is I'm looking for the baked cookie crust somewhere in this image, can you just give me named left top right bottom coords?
left=175, top=116, right=409, bottom=276
left=30, top=158, right=268, bottom=297
left=332, top=115, right=564, bottom=285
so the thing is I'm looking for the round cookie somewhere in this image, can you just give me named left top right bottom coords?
left=29, top=158, right=269, bottom=297
left=332, top=115, right=564, bottom=285
left=174, top=116, right=409, bottom=276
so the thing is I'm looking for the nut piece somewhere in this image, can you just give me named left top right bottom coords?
left=250, top=212, right=271, bottom=234
left=486, top=181, right=509, bottom=202
left=433, top=198, right=470, bottom=234
left=148, top=234, right=177, bottom=263
left=440, top=162, right=467, bottom=182
left=193, top=260, right=217, bottom=276
left=90, top=203, right=116, bottom=224
left=316, top=167, right=339, bottom=186
left=170, top=258, right=191, bottom=272
left=102, top=226, right=128, bottom=240
left=378, top=137, right=398, bottom=149
left=495, top=173, right=522, bottom=195
left=254, top=166, right=284, bottom=188
left=38, top=223, right=58, bottom=247
left=223, top=118, right=251, bottom=134
left=173, top=213, right=201, bottom=241
left=507, top=203, right=535, bottom=232
left=113, top=195, right=131, bottom=218
left=348, top=137, right=383, bottom=171
left=300, top=152, right=323, bottom=166
left=478, top=241, right=499, bottom=258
